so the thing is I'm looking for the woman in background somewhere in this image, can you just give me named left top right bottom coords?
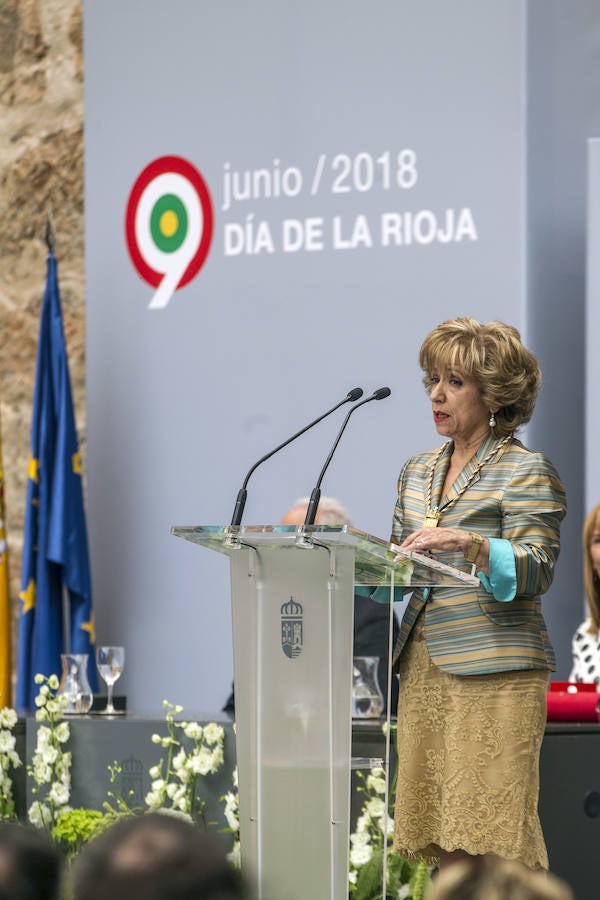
left=569, top=503, right=600, bottom=685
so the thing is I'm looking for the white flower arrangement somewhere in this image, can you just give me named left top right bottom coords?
left=221, top=764, right=240, bottom=866
left=145, top=700, right=225, bottom=825
left=349, top=760, right=431, bottom=900
left=0, top=707, right=21, bottom=820
left=27, top=674, right=72, bottom=830
left=1, top=686, right=431, bottom=900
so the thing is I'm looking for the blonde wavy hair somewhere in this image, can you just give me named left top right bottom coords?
left=419, top=317, right=542, bottom=438
left=582, top=504, right=600, bottom=634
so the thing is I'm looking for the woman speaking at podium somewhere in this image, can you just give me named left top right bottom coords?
left=388, top=317, right=566, bottom=872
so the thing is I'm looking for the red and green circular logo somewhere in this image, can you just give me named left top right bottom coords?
left=125, top=156, right=214, bottom=309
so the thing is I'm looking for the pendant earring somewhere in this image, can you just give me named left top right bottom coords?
left=489, top=411, right=496, bottom=428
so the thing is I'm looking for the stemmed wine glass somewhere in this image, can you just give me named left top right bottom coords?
left=96, top=646, right=125, bottom=715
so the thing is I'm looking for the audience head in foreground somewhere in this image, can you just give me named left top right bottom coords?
left=425, top=857, right=573, bottom=900
left=0, top=821, right=62, bottom=900
left=71, top=812, right=251, bottom=900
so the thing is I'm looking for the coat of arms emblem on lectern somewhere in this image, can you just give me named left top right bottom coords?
left=280, top=596, right=303, bottom=658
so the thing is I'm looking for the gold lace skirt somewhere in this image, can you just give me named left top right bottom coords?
left=393, top=614, right=549, bottom=870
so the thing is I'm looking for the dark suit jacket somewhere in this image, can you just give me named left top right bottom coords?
left=354, top=592, right=399, bottom=713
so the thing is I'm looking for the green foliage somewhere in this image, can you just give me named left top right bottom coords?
left=410, top=861, right=431, bottom=900
left=101, top=761, right=140, bottom=818
left=52, top=808, right=108, bottom=859
left=352, top=847, right=429, bottom=900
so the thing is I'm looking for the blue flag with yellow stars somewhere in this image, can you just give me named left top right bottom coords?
left=16, top=251, right=97, bottom=710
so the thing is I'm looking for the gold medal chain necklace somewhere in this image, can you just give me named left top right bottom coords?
left=423, top=433, right=513, bottom=527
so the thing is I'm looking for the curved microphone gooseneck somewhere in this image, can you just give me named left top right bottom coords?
left=303, top=387, right=392, bottom=527
left=229, top=387, right=364, bottom=527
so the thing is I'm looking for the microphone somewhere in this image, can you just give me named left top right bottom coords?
left=229, top=387, right=364, bottom=527
left=303, top=387, right=392, bottom=526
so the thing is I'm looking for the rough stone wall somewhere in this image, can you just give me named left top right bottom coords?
left=0, top=0, right=84, bottom=674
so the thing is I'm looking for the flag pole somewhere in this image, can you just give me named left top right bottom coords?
left=46, top=213, right=70, bottom=656
left=45, top=211, right=55, bottom=254
left=47, top=214, right=71, bottom=657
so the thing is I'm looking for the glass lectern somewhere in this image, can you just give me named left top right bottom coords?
left=171, top=524, right=478, bottom=900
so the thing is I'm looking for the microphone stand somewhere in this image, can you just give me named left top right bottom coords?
left=303, top=387, right=391, bottom=527
left=229, top=387, right=364, bottom=528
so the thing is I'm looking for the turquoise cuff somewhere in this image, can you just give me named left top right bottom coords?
left=354, top=584, right=404, bottom=604
left=476, top=537, right=517, bottom=602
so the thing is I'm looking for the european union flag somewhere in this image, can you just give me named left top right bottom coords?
left=16, top=251, right=97, bottom=710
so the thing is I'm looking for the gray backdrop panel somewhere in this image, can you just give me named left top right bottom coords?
left=83, top=0, right=599, bottom=712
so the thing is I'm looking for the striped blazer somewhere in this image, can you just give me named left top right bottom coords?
left=391, top=434, right=567, bottom=675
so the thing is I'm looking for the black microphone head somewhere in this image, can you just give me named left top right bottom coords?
left=374, top=386, right=391, bottom=400
left=347, top=387, right=364, bottom=401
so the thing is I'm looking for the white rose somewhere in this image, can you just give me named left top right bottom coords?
left=0, top=709, right=17, bottom=729
left=366, top=797, right=385, bottom=819
left=28, top=801, right=52, bottom=828
left=366, top=773, right=387, bottom=795
left=350, top=831, right=370, bottom=849
left=39, top=745, right=59, bottom=765
left=0, top=733, right=15, bottom=753
left=172, top=749, right=187, bottom=772
left=224, top=804, right=239, bottom=831
left=350, top=843, right=373, bottom=867
left=167, top=785, right=186, bottom=807
left=203, top=723, right=224, bottom=746
left=355, top=813, right=370, bottom=833
left=55, top=722, right=70, bottom=743
left=145, top=790, right=161, bottom=808
left=48, top=782, right=70, bottom=806
left=227, top=841, right=241, bottom=869
left=184, top=722, right=203, bottom=740
left=33, top=761, right=51, bottom=782
left=189, top=748, right=212, bottom=776
left=209, top=747, right=224, bottom=773
left=36, top=727, right=51, bottom=746
left=56, top=753, right=71, bottom=772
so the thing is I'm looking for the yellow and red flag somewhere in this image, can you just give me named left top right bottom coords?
left=0, top=413, right=11, bottom=707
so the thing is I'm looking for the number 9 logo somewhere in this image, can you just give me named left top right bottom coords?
left=125, top=156, right=214, bottom=309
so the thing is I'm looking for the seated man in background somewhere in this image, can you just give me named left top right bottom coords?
left=281, top=496, right=400, bottom=715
